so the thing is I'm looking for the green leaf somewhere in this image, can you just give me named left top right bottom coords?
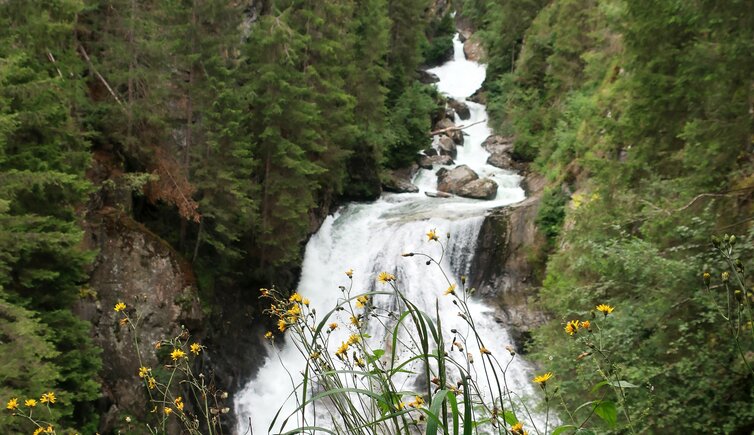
left=367, top=349, right=385, bottom=363
left=594, top=400, right=618, bottom=427
left=608, top=380, right=638, bottom=389
left=551, top=425, right=578, bottom=435
left=503, top=410, right=518, bottom=426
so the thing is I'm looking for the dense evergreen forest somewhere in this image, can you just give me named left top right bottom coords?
left=0, top=0, right=752, bottom=433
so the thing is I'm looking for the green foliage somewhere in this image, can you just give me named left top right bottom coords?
left=535, top=188, right=568, bottom=243
left=383, top=83, right=436, bottom=169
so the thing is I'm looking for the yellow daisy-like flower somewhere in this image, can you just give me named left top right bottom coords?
left=335, top=342, right=349, bottom=359
left=302, top=298, right=310, bottom=306
left=25, top=399, right=37, bottom=407
left=6, top=398, right=18, bottom=411
left=42, top=393, right=57, bottom=406
left=533, top=372, right=553, bottom=385
left=581, top=320, right=591, bottom=330
left=444, top=283, right=457, bottom=296
left=510, top=422, right=528, bottom=435
left=427, top=229, right=438, bottom=241
left=564, top=320, right=580, bottom=336
left=328, top=322, right=338, bottom=331
left=170, top=348, right=186, bottom=361
left=138, top=366, right=149, bottom=378
left=347, top=334, right=361, bottom=345
left=174, top=397, right=184, bottom=412
left=147, top=377, right=156, bottom=390
left=377, top=272, right=395, bottom=283
left=264, top=331, right=273, bottom=339
left=114, top=302, right=126, bottom=312
left=287, top=304, right=301, bottom=317
left=408, top=395, right=425, bottom=408
left=33, top=428, right=44, bottom=435
left=480, top=347, right=491, bottom=355
left=289, top=293, right=303, bottom=303
left=45, top=426, right=53, bottom=434
left=596, top=304, right=614, bottom=316
left=345, top=268, right=354, bottom=278
left=355, top=295, right=369, bottom=309
left=350, top=315, right=360, bottom=327
left=190, top=343, right=202, bottom=355
left=164, top=407, right=173, bottom=415
left=278, top=319, right=287, bottom=332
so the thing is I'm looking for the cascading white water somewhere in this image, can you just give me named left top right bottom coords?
left=236, top=34, right=546, bottom=434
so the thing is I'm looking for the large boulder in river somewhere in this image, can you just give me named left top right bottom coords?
left=448, top=98, right=471, bottom=120
left=418, top=154, right=454, bottom=170
left=418, top=69, right=440, bottom=84
left=436, top=165, right=478, bottom=193
left=435, top=118, right=464, bottom=145
left=457, top=178, right=498, bottom=200
left=382, top=164, right=419, bottom=193
left=482, top=135, right=515, bottom=169
left=463, top=33, right=486, bottom=62
left=437, top=135, right=457, bottom=158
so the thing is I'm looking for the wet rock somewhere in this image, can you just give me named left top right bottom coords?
left=448, top=98, right=471, bottom=120
left=418, top=70, right=440, bottom=84
left=437, top=135, right=457, bottom=158
left=423, top=148, right=438, bottom=157
left=436, top=165, right=478, bottom=193
left=457, top=178, right=498, bottom=200
left=482, top=135, right=515, bottom=169
left=468, top=88, right=486, bottom=105
left=434, top=118, right=464, bottom=145
left=418, top=154, right=455, bottom=169
left=382, top=163, right=419, bottom=193
left=425, top=190, right=453, bottom=198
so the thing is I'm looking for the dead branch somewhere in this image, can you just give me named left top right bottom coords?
left=77, top=45, right=125, bottom=110
left=429, top=119, right=486, bottom=136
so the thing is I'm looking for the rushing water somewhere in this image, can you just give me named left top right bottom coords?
left=236, top=34, right=545, bottom=434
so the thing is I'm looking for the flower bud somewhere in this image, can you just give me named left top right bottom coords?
left=703, top=272, right=711, bottom=286
left=722, top=271, right=730, bottom=282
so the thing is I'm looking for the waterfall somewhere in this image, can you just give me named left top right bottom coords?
left=236, top=34, right=545, bottom=434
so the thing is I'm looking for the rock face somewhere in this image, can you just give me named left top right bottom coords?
left=457, top=178, right=498, bottom=199
left=482, top=135, right=515, bottom=169
left=469, top=172, right=548, bottom=352
left=382, top=163, right=419, bottom=193
left=76, top=211, right=204, bottom=433
left=463, top=33, right=486, bottom=62
left=448, top=98, right=471, bottom=120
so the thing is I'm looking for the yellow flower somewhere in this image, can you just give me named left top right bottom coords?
left=480, top=347, right=491, bottom=355
left=345, top=268, right=354, bottom=278
left=6, top=398, right=18, bottom=410
left=289, top=293, right=303, bottom=303
left=45, top=426, right=53, bottom=434
left=377, top=272, right=395, bottom=283
left=355, top=295, right=369, bottom=309
left=581, top=320, right=591, bottom=330
left=190, top=343, right=202, bottom=355
left=347, top=334, right=361, bottom=345
left=174, top=397, right=184, bottom=412
left=287, top=304, right=301, bottom=318
left=164, top=407, right=173, bottom=415
left=147, top=377, right=156, bottom=390
left=350, top=315, right=360, bottom=327
left=39, top=391, right=56, bottom=404
left=328, top=323, right=338, bottom=331
left=33, top=428, right=44, bottom=435
left=302, top=298, right=310, bottom=306
left=335, top=342, right=349, bottom=359
left=596, top=304, right=614, bottom=317
left=138, top=367, right=149, bottom=378
left=278, top=319, right=287, bottom=332
left=25, top=399, right=37, bottom=407
left=564, top=320, right=580, bottom=336
left=533, top=372, right=553, bottom=385
left=264, top=331, right=273, bottom=339
left=114, top=302, right=126, bottom=312
left=170, top=348, right=186, bottom=361
left=427, top=229, right=438, bottom=241
left=510, top=422, right=528, bottom=435
left=444, top=283, right=457, bottom=296
left=119, top=317, right=129, bottom=326
left=408, top=395, right=425, bottom=408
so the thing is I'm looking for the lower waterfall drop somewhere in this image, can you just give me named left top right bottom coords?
left=236, top=33, right=547, bottom=434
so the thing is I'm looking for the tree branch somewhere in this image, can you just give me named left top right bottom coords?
left=429, top=119, right=486, bottom=136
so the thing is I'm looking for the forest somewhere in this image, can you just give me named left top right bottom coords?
left=0, top=0, right=752, bottom=433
